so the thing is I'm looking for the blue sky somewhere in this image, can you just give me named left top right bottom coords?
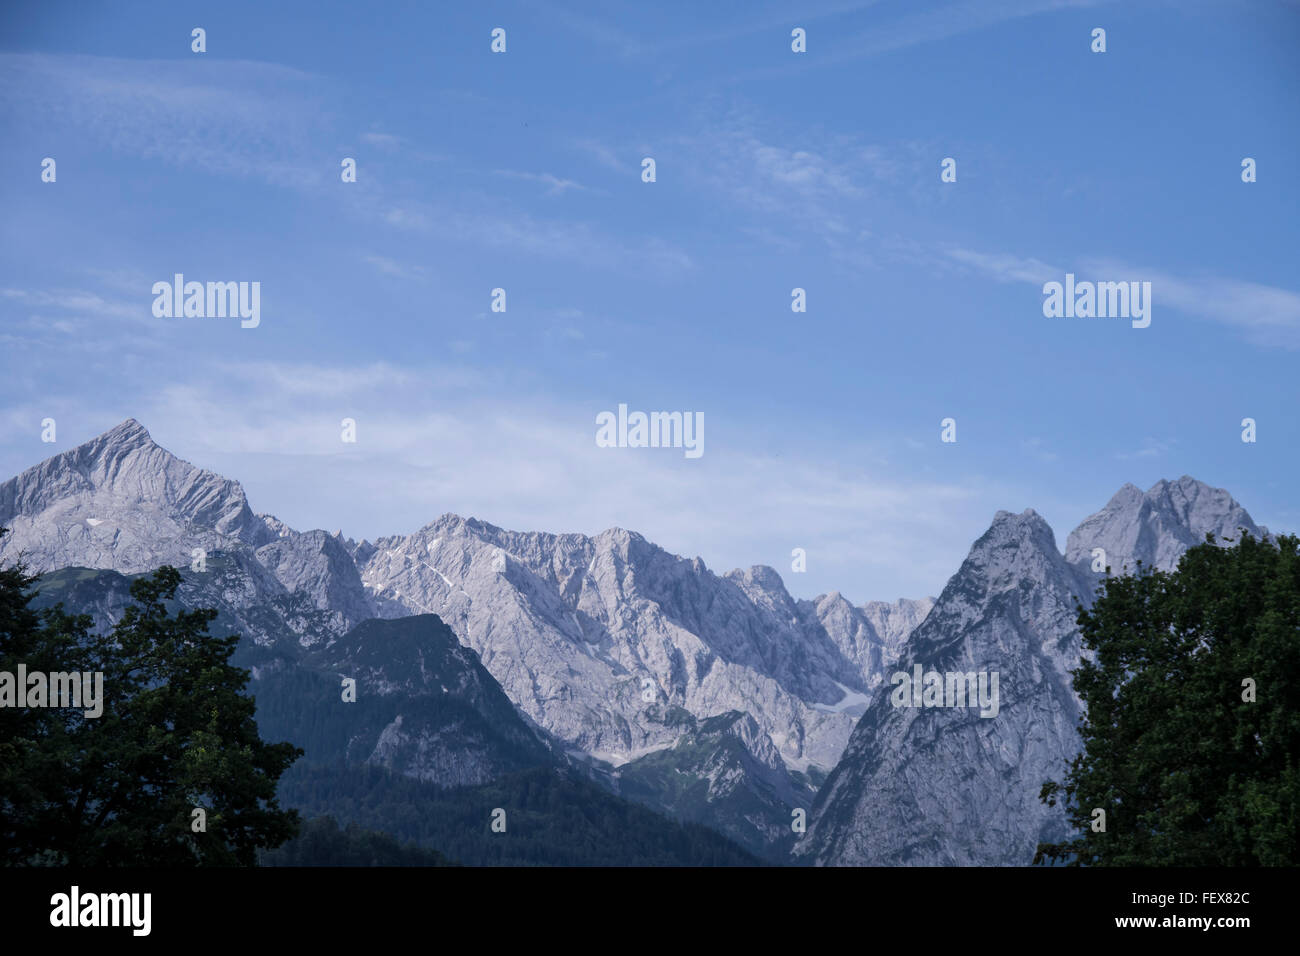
left=1, top=0, right=1297, bottom=603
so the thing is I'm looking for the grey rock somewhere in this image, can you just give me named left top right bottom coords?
left=255, top=528, right=375, bottom=628
left=0, top=419, right=273, bottom=575
left=1065, top=476, right=1266, bottom=577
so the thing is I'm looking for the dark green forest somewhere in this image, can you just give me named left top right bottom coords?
left=279, top=762, right=760, bottom=866
left=260, top=815, right=454, bottom=866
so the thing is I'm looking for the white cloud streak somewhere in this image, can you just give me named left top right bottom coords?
left=945, top=247, right=1300, bottom=349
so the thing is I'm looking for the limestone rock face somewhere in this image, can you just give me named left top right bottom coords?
left=255, top=528, right=375, bottom=627
left=1065, top=476, right=1266, bottom=576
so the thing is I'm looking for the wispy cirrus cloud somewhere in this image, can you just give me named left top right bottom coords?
left=671, top=110, right=908, bottom=268
left=720, top=0, right=1121, bottom=80
left=829, top=0, right=1117, bottom=63
left=1084, top=258, right=1300, bottom=350
left=362, top=255, right=428, bottom=280
left=573, top=138, right=628, bottom=172
left=493, top=169, right=588, bottom=195
left=944, top=247, right=1300, bottom=349
left=689, top=116, right=880, bottom=212
left=538, top=0, right=889, bottom=62
left=359, top=131, right=402, bottom=150
left=1, top=287, right=141, bottom=322
left=0, top=52, right=332, bottom=188
left=0, top=286, right=161, bottom=355
left=380, top=197, right=693, bottom=275
left=0, top=54, right=680, bottom=280
left=1117, top=437, right=1176, bottom=461
left=943, top=248, right=1058, bottom=285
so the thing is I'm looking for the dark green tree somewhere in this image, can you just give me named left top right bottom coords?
left=1, top=538, right=302, bottom=866
left=1036, top=531, right=1300, bottom=866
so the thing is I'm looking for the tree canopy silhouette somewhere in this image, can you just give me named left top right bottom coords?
left=1, top=535, right=301, bottom=866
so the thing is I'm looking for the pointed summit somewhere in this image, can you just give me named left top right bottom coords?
left=102, top=418, right=152, bottom=446
left=1065, top=476, right=1264, bottom=575
left=0, top=419, right=273, bottom=574
left=795, top=504, right=1086, bottom=867
left=947, top=507, right=1068, bottom=601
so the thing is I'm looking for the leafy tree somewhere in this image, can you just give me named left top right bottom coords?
left=0, top=539, right=302, bottom=865
left=1036, top=531, right=1300, bottom=865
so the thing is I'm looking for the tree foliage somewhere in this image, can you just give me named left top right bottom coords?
left=1036, top=532, right=1300, bottom=865
left=1, top=539, right=302, bottom=866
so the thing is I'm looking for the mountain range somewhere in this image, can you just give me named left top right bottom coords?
left=0, top=420, right=1270, bottom=863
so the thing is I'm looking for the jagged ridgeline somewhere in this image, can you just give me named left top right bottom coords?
left=3, top=419, right=1270, bottom=865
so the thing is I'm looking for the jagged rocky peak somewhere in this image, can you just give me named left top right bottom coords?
left=900, top=506, right=1088, bottom=680
left=707, top=710, right=788, bottom=775
left=860, top=596, right=936, bottom=651
left=1065, top=476, right=1266, bottom=575
left=795, top=505, right=1089, bottom=867
left=255, top=528, right=375, bottom=627
left=350, top=538, right=378, bottom=564
left=727, top=564, right=788, bottom=591
left=802, top=590, right=857, bottom=628
left=968, top=508, right=1061, bottom=579
left=94, top=417, right=151, bottom=448
left=801, top=590, right=935, bottom=656
left=0, top=418, right=273, bottom=574
left=726, top=565, right=800, bottom=620
left=258, top=513, right=295, bottom=539
left=796, top=591, right=890, bottom=692
left=0, top=420, right=376, bottom=628
left=908, top=507, right=1082, bottom=634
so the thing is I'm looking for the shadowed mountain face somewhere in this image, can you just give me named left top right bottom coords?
left=280, top=613, right=555, bottom=784
left=29, top=568, right=553, bottom=788
left=612, top=708, right=817, bottom=861
left=794, top=482, right=1267, bottom=867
